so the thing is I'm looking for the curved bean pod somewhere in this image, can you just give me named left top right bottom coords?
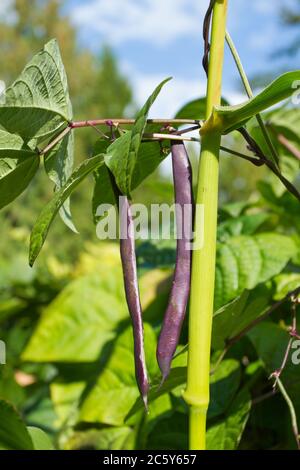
left=157, top=141, right=193, bottom=382
left=119, top=196, right=149, bottom=408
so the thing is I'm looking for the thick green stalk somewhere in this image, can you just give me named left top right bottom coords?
left=183, top=0, right=228, bottom=450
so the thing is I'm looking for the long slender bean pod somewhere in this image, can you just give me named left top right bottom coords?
left=156, top=141, right=193, bottom=382
left=119, top=196, right=149, bottom=408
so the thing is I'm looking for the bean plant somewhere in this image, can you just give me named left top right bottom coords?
left=0, top=0, right=300, bottom=451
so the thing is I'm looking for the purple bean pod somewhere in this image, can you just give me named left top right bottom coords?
left=119, top=196, right=149, bottom=408
left=157, top=141, right=193, bottom=382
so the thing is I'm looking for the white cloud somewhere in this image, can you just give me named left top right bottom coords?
left=0, top=0, right=18, bottom=25
left=129, top=71, right=245, bottom=117
left=70, top=0, right=206, bottom=46
left=251, top=0, right=277, bottom=14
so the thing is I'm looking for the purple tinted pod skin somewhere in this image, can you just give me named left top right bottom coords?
left=119, top=196, right=149, bottom=408
left=157, top=141, right=193, bottom=382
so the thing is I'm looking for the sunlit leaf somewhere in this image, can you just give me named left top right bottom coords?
left=0, top=39, right=72, bottom=142
left=105, top=78, right=171, bottom=195
left=202, top=72, right=300, bottom=134
left=29, top=154, right=104, bottom=266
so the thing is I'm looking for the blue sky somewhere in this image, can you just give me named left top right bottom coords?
left=63, top=0, right=299, bottom=116
left=1, top=0, right=298, bottom=115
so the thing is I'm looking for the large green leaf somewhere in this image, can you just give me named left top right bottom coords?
left=132, top=140, right=168, bottom=190
left=0, top=39, right=72, bottom=142
left=202, top=72, right=300, bottom=135
left=44, top=131, right=77, bottom=232
left=93, top=137, right=169, bottom=222
left=0, top=129, right=39, bottom=208
left=0, top=155, right=39, bottom=210
left=146, top=412, right=188, bottom=450
left=206, top=388, right=251, bottom=450
left=22, top=267, right=128, bottom=362
left=105, top=78, right=171, bottom=196
left=248, top=322, right=300, bottom=413
left=27, top=427, right=54, bottom=450
left=127, top=357, right=241, bottom=422
left=208, top=360, right=241, bottom=420
left=92, top=139, right=117, bottom=224
left=64, top=427, right=135, bottom=450
left=217, top=213, right=270, bottom=242
left=0, top=399, right=33, bottom=450
left=79, top=325, right=157, bottom=426
left=175, top=98, right=207, bottom=120
left=267, top=107, right=300, bottom=150
left=0, top=129, right=36, bottom=159
left=248, top=322, right=299, bottom=387
left=29, top=154, right=104, bottom=266
left=273, top=273, right=300, bottom=300
left=215, top=233, right=296, bottom=309
left=212, top=284, right=273, bottom=350
left=174, top=97, right=229, bottom=120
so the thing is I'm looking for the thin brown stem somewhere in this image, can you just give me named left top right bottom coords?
left=252, top=389, right=277, bottom=406
left=71, top=118, right=202, bottom=128
left=277, top=133, right=300, bottom=161
left=39, top=125, right=72, bottom=155
left=270, top=338, right=293, bottom=389
left=220, top=145, right=264, bottom=165
left=239, top=127, right=300, bottom=203
left=277, top=378, right=300, bottom=450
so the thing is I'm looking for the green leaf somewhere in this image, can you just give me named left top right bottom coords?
left=0, top=366, right=25, bottom=407
left=64, top=427, right=135, bottom=450
left=93, top=135, right=169, bottom=215
left=50, top=380, right=86, bottom=426
left=0, top=129, right=40, bottom=208
left=79, top=324, right=157, bottom=426
left=44, top=130, right=77, bottom=232
left=0, top=399, right=33, bottom=450
left=206, top=388, right=251, bottom=450
left=105, top=78, right=171, bottom=195
left=267, top=107, right=300, bottom=150
left=174, top=97, right=229, bottom=120
left=0, top=129, right=36, bottom=159
left=208, top=360, right=241, bottom=420
left=248, top=322, right=300, bottom=412
left=217, top=213, right=270, bottom=242
left=92, top=141, right=117, bottom=224
left=27, top=427, right=54, bottom=450
left=132, top=140, right=168, bottom=190
left=212, top=284, right=273, bottom=350
left=29, top=154, right=104, bottom=266
left=215, top=233, right=296, bottom=309
left=248, top=322, right=299, bottom=382
left=0, top=39, right=72, bottom=142
left=146, top=412, right=188, bottom=450
left=274, top=273, right=300, bottom=300
left=127, top=358, right=241, bottom=423
left=202, top=72, right=300, bottom=135
left=22, top=267, right=128, bottom=362
left=175, top=98, right=207, bottom=120
left=0, top=154, right=39, bottom=210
